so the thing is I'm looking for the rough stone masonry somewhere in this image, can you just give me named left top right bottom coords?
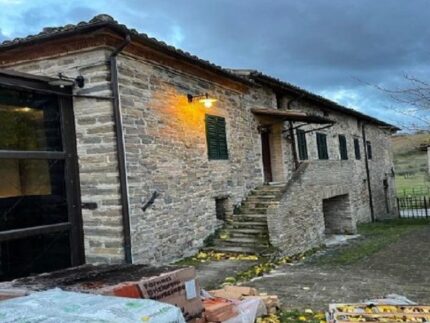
left=0, top=15, right=398, bottom=265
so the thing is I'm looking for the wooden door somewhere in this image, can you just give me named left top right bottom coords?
left=261, top=129, right=272, bottom=183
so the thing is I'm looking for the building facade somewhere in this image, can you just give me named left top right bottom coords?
left=0, top=15, right=398, bottom=279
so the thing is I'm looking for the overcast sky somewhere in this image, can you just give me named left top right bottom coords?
left=1, top=0, right=430, bottom=130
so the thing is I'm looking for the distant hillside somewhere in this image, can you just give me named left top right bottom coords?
left=391, top=132, right=430, bottom=196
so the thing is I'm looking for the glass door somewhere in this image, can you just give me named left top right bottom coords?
left=0, top=84, right=83, bottom=281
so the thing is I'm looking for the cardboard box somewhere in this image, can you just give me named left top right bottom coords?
left=208, top=286, right=258, bottom=300
left=95, top=266, right=203, bottom=322
left=0, top=264, right=203, bottom=322
left=224, top=286, right=257, bottom=296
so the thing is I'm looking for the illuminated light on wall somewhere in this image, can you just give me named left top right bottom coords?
left=187, top=93, right=217, bottom=108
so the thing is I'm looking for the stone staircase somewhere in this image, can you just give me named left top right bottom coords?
left=204, top=182, right=286, bottom=254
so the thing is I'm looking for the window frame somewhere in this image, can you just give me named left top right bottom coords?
left=316, top=132, right=329, bottom=160
left=205, top=114, right=229, bottom=160
left=0, top=74, right=84, bottom=271
left=366, top=141, right=373, bottom=159
left=338, top=134, right=348, bottom=160
left=296, top=129, right=308, bottom=160
left=354, top=138, right=361, bottom=160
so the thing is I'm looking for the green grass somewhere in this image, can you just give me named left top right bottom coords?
left=316, top=219, right=430, bottom=266
left=392, top=133, right=430, bottom=196
left=395, top=172, right=430, bottom=196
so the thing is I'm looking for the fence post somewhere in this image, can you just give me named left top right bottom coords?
left=425, top=197, right=428, bottom=219
left=397, top=198, right=401, bottom=218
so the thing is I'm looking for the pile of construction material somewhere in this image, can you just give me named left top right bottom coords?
left=0, top=264, right=204, bottom=322
left=0, top=264, right=280, bottom=322
left=0, top=289, right=186, bottom=322
left=327, top=303, right=430, bottom=322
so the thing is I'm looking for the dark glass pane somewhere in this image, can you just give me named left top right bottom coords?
left=0, top=159, right=67, bottom=231
left=0, top=87, right=62, bottom=151
left=0, top=231, right=70, bottom=281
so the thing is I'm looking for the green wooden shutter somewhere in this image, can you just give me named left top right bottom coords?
left=216, top=117, right=228, bottom=159
left=296, top=129, right=308, bottom=160
left=354, top=138, right=361, bottom=160
left=316, top=133, right=329, bottom=160
left=205, top=114, right=228, bottom=160
left=338, top=135, right=348, bottom=160
left=366, top=141, right=372, bottom=159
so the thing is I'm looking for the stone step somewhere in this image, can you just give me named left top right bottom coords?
left=267, top=182, right=287, bottom=187
left=224, top=228, right=267, bottom=235
left=229, top=231, right=268, bottom=239
left=230, top=221, right=268, bottom=229
left=202, top=245, right=260, bottom=254
left=253, top=188, right=284, bottom=194
left=239, top=207, right=268, bottom=214
left=224, top=228, right=268, bottom=239
left=243, top=201, right=279, bottom=208
left=214, top=237, right=268, bottom=247
left=247, top=195, right=278, bottom=200
left=234, top=214, right=267, bottom=222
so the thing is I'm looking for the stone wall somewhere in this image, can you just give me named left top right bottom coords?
left=1, top=44, right=398, bottom=265
left=322, top=194, right=354, bottom=234
left=2, top=49, right=126, bottom=264
left=267, top=161, right=360, bottom=254
left=116, top=54, right=272, bottom=264
left=284, top=94, right=397, bottom=221
left=365, top=124, right=397, bottom=219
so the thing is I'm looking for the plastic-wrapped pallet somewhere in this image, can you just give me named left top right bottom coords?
left=0, top=288, right=186, bottom=323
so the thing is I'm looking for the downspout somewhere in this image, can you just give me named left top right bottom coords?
left=362, top=123, right=375, bottom=222
left=110, top=34, right=132, bottom=263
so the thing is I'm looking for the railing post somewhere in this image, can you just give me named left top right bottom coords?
left=425, top=197, right=428, bottom=219
left=397, top=198, right=401, bottom=218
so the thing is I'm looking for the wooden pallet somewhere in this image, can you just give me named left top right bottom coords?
left=327, top=303, right=430, bottom=322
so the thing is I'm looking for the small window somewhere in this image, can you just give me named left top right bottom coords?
left=366, top=141, right=372, bottom=159
left=354, top=138, right=361, bottom=160
left=296, top=129, right=308, bottom=160
left=316, top=133, right=329, bottom=160
left=338, top=135, right=348, bottom=160
left=215, top=197, right=228, bottom=221
left=205, top=114, right=228, bottom=160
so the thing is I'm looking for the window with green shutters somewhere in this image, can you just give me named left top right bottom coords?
left=366, top=141, right=372, bottom=159
left=205, top=114, right=229, bottom=160
left=338, top=135, right=348, bottom=160
left=296, top=129, right=308, bottom=160
left=354, top=138, right=361, bottom=160
left=316, top=132, right=329, bottom=160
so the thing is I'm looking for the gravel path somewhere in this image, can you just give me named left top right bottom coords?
left=247, top=225, right=430, bottom=310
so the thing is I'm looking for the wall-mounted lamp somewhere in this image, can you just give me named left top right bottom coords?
left=187, top=93, right=217, bottom=108
left=48, top=73, right=85, bottom=88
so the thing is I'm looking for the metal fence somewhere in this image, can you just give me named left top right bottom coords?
left=397, top=186, right=430, bottom=197
left=397, top=196, right=430, bottom=218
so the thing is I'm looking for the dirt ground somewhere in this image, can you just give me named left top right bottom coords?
left=248, top=225, right=430, bottom=311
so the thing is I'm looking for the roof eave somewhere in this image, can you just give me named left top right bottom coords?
left=0, top=22, right=254, bottom=88
left=248, top=72, right=400, bottom=132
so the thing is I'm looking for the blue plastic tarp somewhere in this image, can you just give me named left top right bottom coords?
left=0, top=288, right=186, bottom=323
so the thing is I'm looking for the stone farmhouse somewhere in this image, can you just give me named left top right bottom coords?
left=0, top=15, right=399, bottom=280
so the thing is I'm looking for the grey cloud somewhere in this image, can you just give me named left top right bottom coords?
left=4, top=0, right=430, bottom=129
